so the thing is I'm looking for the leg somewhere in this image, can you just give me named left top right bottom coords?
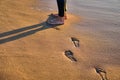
left=48, top=0, right=66, bottom=25
left=64, top=0, right=67, bottom=12
left=57, top=0, right=65, bottom=17
left=52, top=0, right=67, bottom=19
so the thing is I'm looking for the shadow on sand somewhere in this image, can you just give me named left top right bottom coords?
left=0, top=15, right=61, bottom=44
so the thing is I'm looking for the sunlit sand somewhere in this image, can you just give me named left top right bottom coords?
left=0, top=0, right=120, bottom=80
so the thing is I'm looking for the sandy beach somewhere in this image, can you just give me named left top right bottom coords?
left=0, top=0, right=120, bottom=80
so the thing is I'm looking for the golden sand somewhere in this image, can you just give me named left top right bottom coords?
left=0, top=0, right=120, bottom=80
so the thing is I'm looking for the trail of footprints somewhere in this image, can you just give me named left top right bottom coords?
left=64, top=37, right=79, bottom=62
left=64, top=37, right=109, bottom=80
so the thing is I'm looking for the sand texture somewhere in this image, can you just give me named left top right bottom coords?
left=0, top=0, right=120, bottom=80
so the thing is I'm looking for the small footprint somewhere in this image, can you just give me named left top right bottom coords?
left=71, top=37, right=80, bottom=47
left=95, top=67, right=108, bottom=80
left=64, top=50, right=77, bottom=62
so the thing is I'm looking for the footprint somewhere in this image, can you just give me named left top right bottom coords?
left=95, top=67, right=108, bottom=80
left=71, top=37, right=80, bottom=47
left=64, top=50, right=77, bottom=62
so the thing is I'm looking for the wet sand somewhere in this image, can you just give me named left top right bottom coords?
left=0, top=0, right=120, bottom=80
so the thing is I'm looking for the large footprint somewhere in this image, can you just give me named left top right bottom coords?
left=95, top=67, right=109, bottom=80
left=71, top=37, right=80, bottom=47
left=64, top=50, right=77, bottom=62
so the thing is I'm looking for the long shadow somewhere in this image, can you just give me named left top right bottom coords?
left=0, top=15, right=61, bottom=44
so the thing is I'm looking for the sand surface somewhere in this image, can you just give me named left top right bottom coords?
left=0, top=0, right=120, bottom=80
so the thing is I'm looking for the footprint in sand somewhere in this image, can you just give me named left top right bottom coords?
left=95, top=67, right=109, bottom=80
left=64, top=50, right=77, bottom=62
left=71, top=37, right=80, bottom=48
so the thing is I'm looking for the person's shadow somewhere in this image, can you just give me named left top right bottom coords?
left=0, top=15, right=61, bottom=44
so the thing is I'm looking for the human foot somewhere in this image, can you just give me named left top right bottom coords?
left=51, top=13, right=67, bottom=20
left=47, top=16, right=64, bottom=25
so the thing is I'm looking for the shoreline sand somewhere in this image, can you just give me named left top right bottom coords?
left=0, top=0, right=120, bottom=80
